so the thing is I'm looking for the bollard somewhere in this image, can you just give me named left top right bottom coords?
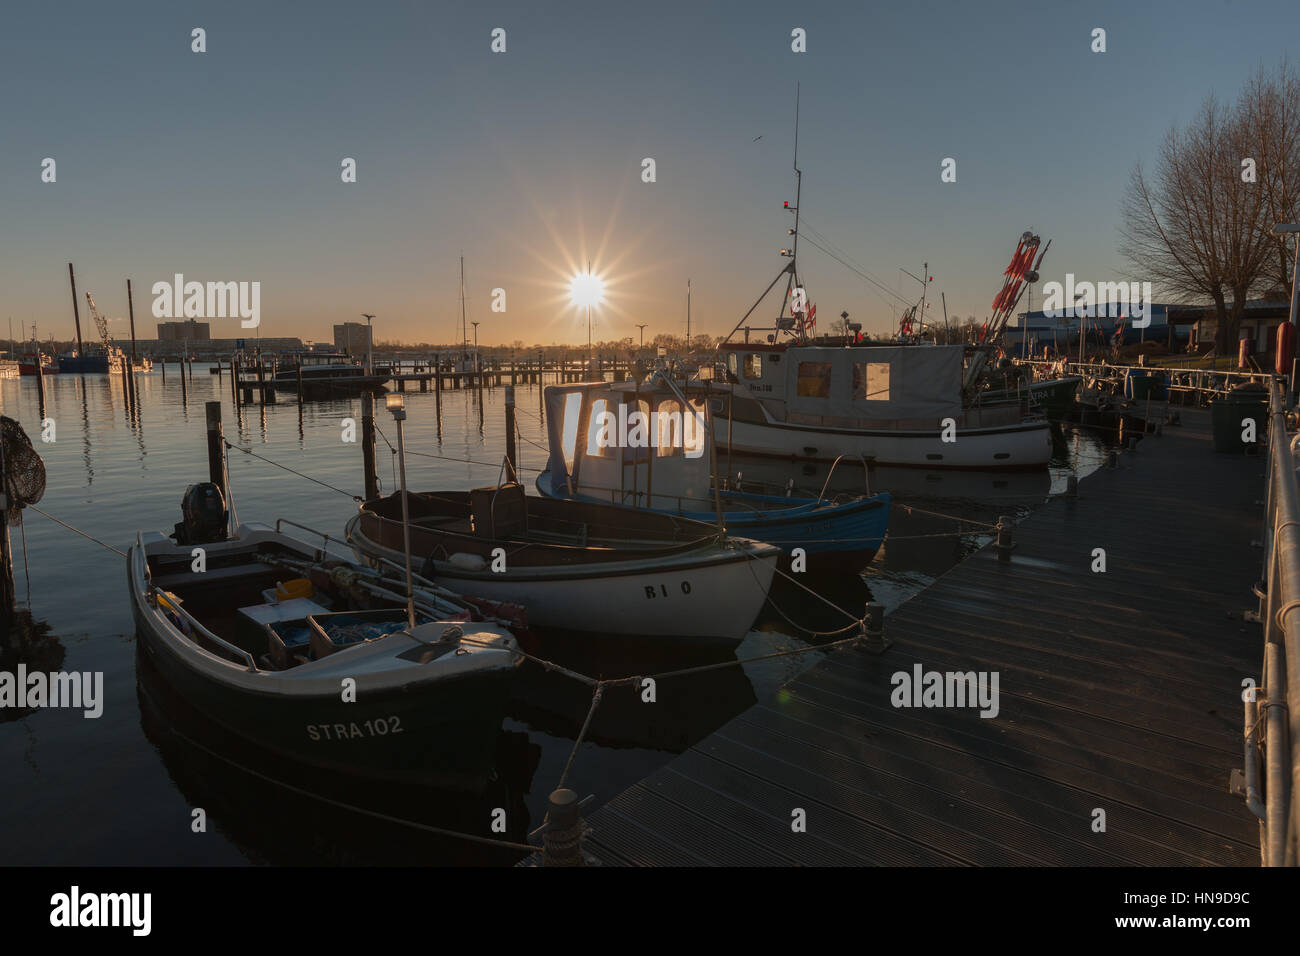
left=1107, top=449, right=1118, bottom=468
left=1126, top=434, right=1139, bottom=452
left=205, top=402, right=227, bottom=502
left=1065, top=474, right=1079, bottom=498
left=542, top=788, right=585, bottom=867
left=861, top=601, right=890, bottom=654
left=994, top=514, right=1015, bottom=564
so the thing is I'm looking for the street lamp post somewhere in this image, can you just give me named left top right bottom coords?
left=636, top=324, right=647, bottom=350
left=385, top=393, right=415, bottom=628
left=472, top=321, right=480, bottom=374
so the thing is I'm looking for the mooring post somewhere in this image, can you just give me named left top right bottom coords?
left=861, top=601, right=890, bottom=653
left=0, top=424, right=13, bottom=615
left=180, top=349, right=189, bottom=404
left=505, top=385, right=518, bottom=481
left=541, top=788, right=585, bottom=867
left=1066, top=474, right=1079, bottom=498
left=296, top=365, right=304, bottom=405
left=205, top=401, right=227, bottom=502
left=126, top=278, right=139, bottom=408
left=231, top=358, right=240, bottom=406
left=34, top=352, right=45, bottom=412
left=160, top=357, right=166, bottom=383
left=995, top=514, right=1015, bottom=564
left=360, top=391, right=379, bottom=501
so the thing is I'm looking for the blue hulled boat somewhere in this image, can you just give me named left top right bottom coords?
left=537, top=378, right=890, bottom=557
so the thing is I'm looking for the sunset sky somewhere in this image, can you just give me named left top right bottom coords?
left=2, top=0, right=1297, bottom=347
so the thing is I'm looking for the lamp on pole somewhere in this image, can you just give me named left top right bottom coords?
left=636, top=324, right=647, bottom=349
left=361, top=313, right=375, bottom=373
left=385, top=392, right=415, bottom=628
left=471, top=321, right=480, bottom=373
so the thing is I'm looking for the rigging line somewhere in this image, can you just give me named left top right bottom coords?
left=557, top=685, right=604, bottom=792
left=224, top=439, right=362, bottom=501
left=796, top=216, right=915, bottom=307
left=25, top=505, right=127, bottom=557
left=799, top=234, right=914, bottom=306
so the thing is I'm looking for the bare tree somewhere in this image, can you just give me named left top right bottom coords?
left=1121, top=68, right=1297, bottom=349
left=1242, top=60, right=1300, bottom=292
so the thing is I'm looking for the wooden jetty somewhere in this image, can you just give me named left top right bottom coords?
left=583, top=408, right=1262, bottom=866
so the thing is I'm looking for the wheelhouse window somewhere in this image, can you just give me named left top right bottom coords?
left=796, top=362, right=832, bottom=398
left=560, top=392, right=583, bottom=470
left=853, top=362, right=890, bottom=401
left=744, top=354, right=763, bottom=379
left=584, top=398, right=615, bottom=458
left=656, top=399, right=682, bottom=457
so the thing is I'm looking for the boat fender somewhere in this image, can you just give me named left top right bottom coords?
left=449, top=552, right=488, bottom=572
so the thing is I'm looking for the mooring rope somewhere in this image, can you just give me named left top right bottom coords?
left=224, top=439, right=362, bottom=501
left=25, top=505, right=127, bottom=557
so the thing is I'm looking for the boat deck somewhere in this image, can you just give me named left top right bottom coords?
left=582, top=409, right=1264, bottom=865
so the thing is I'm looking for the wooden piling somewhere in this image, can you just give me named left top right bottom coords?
left=0, top=423, right=13, bottom=615
left=206, top=401, right=227, bottom=503
left=505, top=385, right=518, bottom=481
left=361, top=392, right=379, bottom=501
left=180, top=348, right=189, bottom=404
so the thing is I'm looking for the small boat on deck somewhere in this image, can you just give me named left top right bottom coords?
left=346, top=484, right=780, bottom=642
left=535, top=379, right=891, bottom=556
left=128, top=487, right=522, bottom=792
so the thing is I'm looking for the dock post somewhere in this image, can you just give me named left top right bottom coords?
left=504, top=385, right=518, bottom=481
left=160, top=358, right=166, bottom=383
left=0, top=423, right=13, bottom=616
left=995, top=515, right=1015, bottom=564
left=205, top=401, right=227, bottom=502
left=180, top=351, right=189, bottom=404
left=360, top=392, right=379, bottom=501
left=296, top=366, right=304, bottom=405
left=231, top=359, right=240, bottom=406
left=541, top=788, right=585, bottom=867
left=861, top=601, right=890, bottom=653
left=34, top=353, right=45, bottom=412
left=1065, top=474, right=1079, bottom=498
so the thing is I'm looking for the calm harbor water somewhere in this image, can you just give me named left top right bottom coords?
left=0, top=366, right=1110, bottom=865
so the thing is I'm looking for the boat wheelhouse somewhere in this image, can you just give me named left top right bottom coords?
left=537, top=379, right=891, bottom=555
left=709, top=341, right=1052, bottom=469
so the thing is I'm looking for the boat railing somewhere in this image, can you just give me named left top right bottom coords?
left=275, top=518, right=354, bottom=562
left=816, top=454, right=873, bottom=502
left=137, top=536, right=258, bottom=672
left=1248, top=380, right=1300, bottom=864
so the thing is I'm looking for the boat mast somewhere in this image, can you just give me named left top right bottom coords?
left=686, top=278, right=696, bottom=348
left=788, top=84, right=804, bottom=337
left=68, top=263, right=83, bottom=356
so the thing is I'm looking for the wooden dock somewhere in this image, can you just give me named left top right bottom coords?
left=583, top=409, right=1263, bottom=866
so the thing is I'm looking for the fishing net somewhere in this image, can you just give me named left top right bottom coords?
left=1, top=417, right=46, bottom=524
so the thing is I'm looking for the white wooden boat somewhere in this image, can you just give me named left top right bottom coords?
left=346, top=485, right=779, bottom=642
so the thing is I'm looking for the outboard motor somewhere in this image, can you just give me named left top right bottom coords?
left=173, top=482, right=229, bottom=545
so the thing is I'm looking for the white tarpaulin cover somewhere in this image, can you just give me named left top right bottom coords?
left=784, top=345, right=964, bottom=420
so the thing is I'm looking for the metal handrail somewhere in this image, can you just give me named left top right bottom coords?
left=1248, top=381, right=1300, bottom=864
left=150, top=584, right=258, bottom=671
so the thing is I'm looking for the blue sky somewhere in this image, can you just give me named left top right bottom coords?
left=2, top=0, right=1296, bottom=346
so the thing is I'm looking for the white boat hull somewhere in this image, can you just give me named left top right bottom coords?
left=350, top=529, right=779, bottom=642
left=714, top=416, right=1053, bottom=469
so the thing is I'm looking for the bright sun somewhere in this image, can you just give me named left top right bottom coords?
left=569, top=271, right=606, bottom=309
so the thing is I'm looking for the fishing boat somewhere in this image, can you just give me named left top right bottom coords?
left=703, top=340, right=1053, bottom=469
left=128, top=487, right=523, bottom=791
left=535, top=378, right=891, bottom=556
left=0, top=360, right=18, bottom=379
left=272, top=351, right=388, bottom=395
left=346, top=483, right=780, bottom=642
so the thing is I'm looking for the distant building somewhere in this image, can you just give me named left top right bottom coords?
left=334, top=322, right=371, bottom=355
left=157, top=320, right=211, bottom=341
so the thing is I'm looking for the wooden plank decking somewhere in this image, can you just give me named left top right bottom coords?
left=584, top=410, right=1264, bottom=866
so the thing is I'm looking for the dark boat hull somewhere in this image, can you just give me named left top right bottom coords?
left=131, top=598, right=516, bottom=792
